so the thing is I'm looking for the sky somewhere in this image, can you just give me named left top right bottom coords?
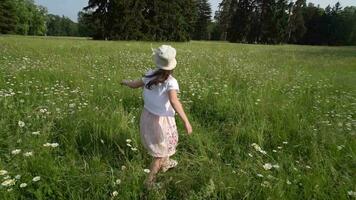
left=35, top=0, right=356, bottom=22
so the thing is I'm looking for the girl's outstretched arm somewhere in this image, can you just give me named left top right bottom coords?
left=121, top=79, right=144, bottom=89
left=168, top=90, right=192, bottom=135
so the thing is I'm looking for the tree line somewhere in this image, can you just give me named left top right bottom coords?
left=0, top=0, right=87, bottom=37
left=213, top=0, right=356, bottom=45
left=0, top=0, right=355, bottom=45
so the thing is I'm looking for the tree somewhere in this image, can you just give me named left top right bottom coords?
left=287, top=0, right=306, bottom=43
left=0, top=0, right=17, bottom=34
left=227, top=0, right=254, bottom=42
left=82, top=0, right=197, bottom=41
left=78, top=11, right=95, bottom=37
left=192, top=0, right=212, bottom=40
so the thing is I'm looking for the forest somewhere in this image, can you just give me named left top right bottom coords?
left=0, top=0, right=355, bottom=45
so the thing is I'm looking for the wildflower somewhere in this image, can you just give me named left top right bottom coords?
left=257, top=174, right=264, bottom=178
left=248, top=153, right=253, bottom=157
left=305, top=165, right=311, bottom=169
left=1, top=179, right=16, bottom=187
left=348, top=191, right=356, bottom=197
left=51, top=143, right=59, bottom=147
left=15, top=175, right=21, bottom=179
left=100, top=139, right=104, bottom=144
left=0, top=170, right=8, bottom=176
left=18, top=121, right=25, bottom=127
left=11, top=149, right=21, bottom=155
left=43, top=143, right=59, bottom=148
left=272, top=164, right=280, bottom=169
left=337, top=145, right=344, bottom=151
left=20, top=183, right=27, bottom=188
left=32, top=176, right=41, bottom=182
left=40, top=108, right=47, bottom=113
left=261, top=181, right=271, bottom=188
left=112, top=191, right=118, bottom=197
left=121, top=165, right=126, bottom=171
left=286, top=180, right=291, bottom=185
left=282, top=141, right=288, bottom=144
left=263, top=163, right=273, bottom=170
left=131, top=147, right=137, bottom=151
left=126, top=143, right=132, bottom=147
left=32, top=131, right=40, bottom=135
left=143, top=169, right=150, bottom=173
left=126, top=139, right=132, bottom=143
left=24, top=151, right=33, bottom=157
left=115, top=179, right=121, bottom=185
left=260, top=150, right=267, bottom=155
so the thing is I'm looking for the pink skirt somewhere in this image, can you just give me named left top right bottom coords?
left=139, top=108, right=179, bottom=158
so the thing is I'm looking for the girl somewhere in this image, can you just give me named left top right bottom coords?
left=120, top=45, right=192, bottom=187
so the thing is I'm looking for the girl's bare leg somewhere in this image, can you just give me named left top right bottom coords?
left=146, top=157, right=163, bottom=187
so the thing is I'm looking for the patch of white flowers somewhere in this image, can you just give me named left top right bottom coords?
left=43, top=142, right=59, bottom=148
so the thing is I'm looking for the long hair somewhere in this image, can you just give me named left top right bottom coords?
left=144, top=69, right=173, bottom=90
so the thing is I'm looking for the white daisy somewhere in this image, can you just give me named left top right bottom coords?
left=32, top=131, right=40, bottom=135
left=115, top=179, right=121, bottom=185
left=11, top=149, right=21, bottom=155
left=24, top=151, right=33, bottom=157
left=263, top=163, right=273, bottom=170
left=20, top=183, right=28, bottom=188
left=18, top=121, right=25, bottom=127
left=0, top=170, right=8, bottom=176
left=32, top=176, right=41, bottom=182
left=348, top=191, right=356, bottom=197
left=112, top=191, right=118, bottom=197
left=1, top=179, right=16, bottom=187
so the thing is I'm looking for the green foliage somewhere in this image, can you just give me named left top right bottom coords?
left=219, top=0, right=356, bottom=45
left=82, top=0, right=197, bottom=41
left=0, top=36, right=355, bottom=199
left=0, top=0, right=17, bottom=34
left=0, top=0, right=47, bottom=35
left=46, top=14, right=79, bottom=37
left=191, top=0, right=212, bottom=40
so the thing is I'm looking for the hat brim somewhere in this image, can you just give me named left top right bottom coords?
left=158, top=58, right=176, bottom=70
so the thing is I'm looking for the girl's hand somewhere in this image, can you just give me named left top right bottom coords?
left=121, top=80, right=129, bottom=86
left=184, top=121, right=192, bottom=135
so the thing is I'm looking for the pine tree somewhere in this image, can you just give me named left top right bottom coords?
left=215, top=0, right=232, bottom=40
left=287, top=0, right=306, bottom=43
left=192, top=0, right=212, bottom=40
left=82, top=0, right=196, bottom=41
left=0, top=0, right=17, bottom=34
left=227, top=0, right=254, bottom=42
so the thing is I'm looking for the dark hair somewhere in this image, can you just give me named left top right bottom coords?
left=144, top=69, right=173, bottom=89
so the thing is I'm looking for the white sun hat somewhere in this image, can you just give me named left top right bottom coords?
left=152, top=45, right=177, bottom=70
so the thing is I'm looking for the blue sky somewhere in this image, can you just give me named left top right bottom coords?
left=35, top=0, right=356, bottom=22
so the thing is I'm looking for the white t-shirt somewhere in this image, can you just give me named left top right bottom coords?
left=142, top=69, right=180, bottom=117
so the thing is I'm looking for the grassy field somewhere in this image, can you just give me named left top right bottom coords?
left=0, top=35, right=355, bottom=199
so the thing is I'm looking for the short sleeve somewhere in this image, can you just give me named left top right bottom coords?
left=167, top=78, right=180, bottom=93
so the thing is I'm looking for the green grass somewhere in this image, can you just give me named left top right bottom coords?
left=0, top=35, right=355, bottom=199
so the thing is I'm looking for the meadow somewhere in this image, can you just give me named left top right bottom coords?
left=0, top=35, right=355, bottom=199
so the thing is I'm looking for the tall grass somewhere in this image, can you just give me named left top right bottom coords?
left=0, top=36, right=355, bottom=199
